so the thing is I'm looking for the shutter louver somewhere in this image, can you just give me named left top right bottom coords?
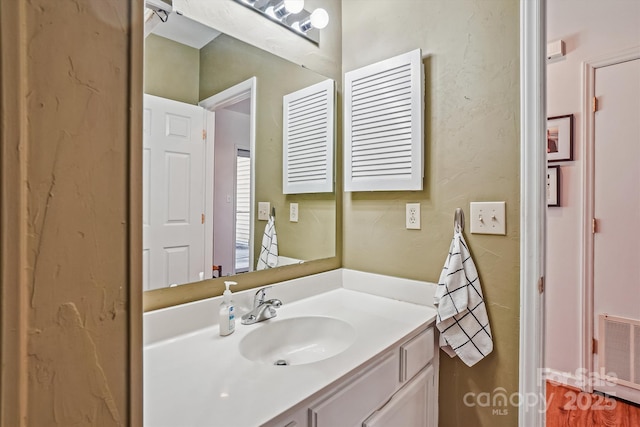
left=344, top=49, right=424, bottom=191
left=283, top=79, right=335, bottom=194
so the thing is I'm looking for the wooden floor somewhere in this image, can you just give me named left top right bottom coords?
left=546, top=381, right=640, bottom=427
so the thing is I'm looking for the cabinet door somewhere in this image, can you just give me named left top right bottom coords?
left=363, top=365, right=435, bottom=427
left=309, top=351, right=399, bottom=427
left=401, top=327, right=435, bottom=383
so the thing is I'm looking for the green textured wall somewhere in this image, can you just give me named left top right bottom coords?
left=144, top=34, right=199, bottom=104
left=199, top=34, right=336, bottom=265
left=342, top=1, right=521, bottom=426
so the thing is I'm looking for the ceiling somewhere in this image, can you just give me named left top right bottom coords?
left=150, top=11, right=221, bottom=49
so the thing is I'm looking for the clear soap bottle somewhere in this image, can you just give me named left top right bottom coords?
left=219, top=281, right=237, bottom=336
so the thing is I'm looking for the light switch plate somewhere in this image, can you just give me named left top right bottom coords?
left=290, top=203, right=298, bottom=222
left=406, top=203, right=421, bottom=230
left=258, top=202, right=270, bottom=221
left=470, top=201, right=506, bottom=235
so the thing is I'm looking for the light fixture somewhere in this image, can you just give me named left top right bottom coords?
left=310, top=8, right=329, bottom=29
left=295, top=7, right=329, bottom=32
left=267, top=0, right=301, bottom=19
left=284, top=0, right=304, bottom=14
left=233, top=0, right=329, bottom=45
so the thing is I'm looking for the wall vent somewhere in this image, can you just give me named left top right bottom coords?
left=599, top=314, right=640, bottom=391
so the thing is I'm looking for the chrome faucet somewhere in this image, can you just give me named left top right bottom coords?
left=241, top=287, right=282, bottom=325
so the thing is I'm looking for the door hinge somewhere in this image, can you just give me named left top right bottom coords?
left=593, top=97, right=598, bottom=112
left=201, top=213, right=205, bottom=224
left=538, top=276, right=544, bottom=294
left=202, top=129, right=207, bottom=140
left=592, top=218, right=598, bottom=233
left=593, top=338, right=598, bottom=354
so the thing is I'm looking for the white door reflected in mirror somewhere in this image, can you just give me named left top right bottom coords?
left=143, top=93, right=253, bottom=290
left=143, top=94, right=206, bottom=291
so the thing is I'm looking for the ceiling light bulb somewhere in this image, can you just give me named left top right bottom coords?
left=310, top=8, right=329, bottom=29
left=283, top=0, right=304, bottom=14
left=265, top=6, right=277, bottom=19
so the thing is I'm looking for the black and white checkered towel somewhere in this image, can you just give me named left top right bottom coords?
left=256, top=215, right=278, bottom=270
left=434, top=229, right=493, bottom=367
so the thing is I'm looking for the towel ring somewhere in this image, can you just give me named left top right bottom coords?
left=454, top=208, right=465, bottom=232
left=271, top=207, right=276, bottom=218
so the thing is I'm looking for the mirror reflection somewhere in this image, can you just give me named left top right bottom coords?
left=143, top=13, right=336, bottom=291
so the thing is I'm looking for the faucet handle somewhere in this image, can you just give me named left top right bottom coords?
left=253, top=286, right=271, bottom=307
left=264, top=298, right=282, bottom=308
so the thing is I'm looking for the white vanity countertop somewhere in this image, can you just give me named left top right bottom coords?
left=144, top=270, right=437, bottom=427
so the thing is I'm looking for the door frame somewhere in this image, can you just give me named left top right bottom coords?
left=519, top=0, right=547, bottom=425
left=200, top=77, right=257, bottom=274
left=581, top=46, right=640, bottom=393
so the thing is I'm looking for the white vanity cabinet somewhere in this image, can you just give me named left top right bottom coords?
left=263, top=325, right=438, bottom=427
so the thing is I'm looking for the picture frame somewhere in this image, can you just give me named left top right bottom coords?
left=547, top=114, right=574, bottom=162
left=547, top=166, right=560, bottom=207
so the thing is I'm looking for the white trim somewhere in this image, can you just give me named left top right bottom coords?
left=199, top=77, right=257, bottom=272
left=581, top=46, right=640, bottom=394
left=542, top=368, right=583, bottom=389
left=203, top=110, right=215, bottom=277
left=232, top=144, right=239, bottom=274
left=199, top=77, right=255, bottom=111
left=519, top=0, right=546, bottom=426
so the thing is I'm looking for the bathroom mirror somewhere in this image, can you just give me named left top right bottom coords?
left=142, top=10, right=337, bottom=301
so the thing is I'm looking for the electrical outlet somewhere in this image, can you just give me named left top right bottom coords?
left=258, top=202, right=270, bottom=221
left=470, top=201, right=506, bottom=235
left=290, top=203, right=299, bottom=222
left=406, top=203, right=421, bottom=230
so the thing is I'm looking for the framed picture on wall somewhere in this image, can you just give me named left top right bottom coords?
left=547, top=166, right=560, bottom=207
left=547, top=114, right=574, bottom=162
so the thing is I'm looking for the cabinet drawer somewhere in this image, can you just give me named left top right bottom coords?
left=401, top=327, right=434, bottom=382
left=309, top=350, right=399, bottom=427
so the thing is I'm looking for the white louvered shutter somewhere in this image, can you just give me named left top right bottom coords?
left=344, top=49, right=424, bottom=192
left=283, top=79, right=335, bottom=194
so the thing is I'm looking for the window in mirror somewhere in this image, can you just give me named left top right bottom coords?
left=235, top=149, right=251, bottom=274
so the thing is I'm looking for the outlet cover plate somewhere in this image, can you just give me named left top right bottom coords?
left=470, top=201, right=506, bottom=235
left=406, top=203, right=421, bottom=230
left=290, top=203, right=298, bottom=222
left=258, top=202, right=270, bottom=221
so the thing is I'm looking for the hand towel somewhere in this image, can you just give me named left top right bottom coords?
left=256, top=215, right=278, bottom=270
left=434, top=229, right=493, bottom=367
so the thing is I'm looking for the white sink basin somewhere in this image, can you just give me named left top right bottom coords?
left=239, top=316, right=356, bottom=366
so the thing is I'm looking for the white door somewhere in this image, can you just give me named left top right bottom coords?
left=593, top=59, right=640, bottom=354
left=143, top=94, right=206, bottom=290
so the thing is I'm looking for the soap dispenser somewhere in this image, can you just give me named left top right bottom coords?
left=219, top=281, right=237, bottom=336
